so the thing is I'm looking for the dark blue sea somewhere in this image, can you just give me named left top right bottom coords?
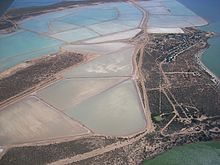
left=179, top=0, right=220, bottom=78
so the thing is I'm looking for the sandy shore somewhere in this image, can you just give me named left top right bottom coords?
left=195, top=48, right=220, bottom=85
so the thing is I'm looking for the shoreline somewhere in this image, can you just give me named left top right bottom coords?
left=142, top=138, right=220, bottom=164
left=0, top=51, right=95, bottom=107
left=0, top=0, right=128, bottom=32
left=0, top=1, right=220, bottom=164
left=137, top=28, right=220, bottom=164
left=195, top=48, right=220, bottom=85
left=0, top=29, right=220, bottom=165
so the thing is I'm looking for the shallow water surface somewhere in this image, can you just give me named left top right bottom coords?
left=143, top=141, right=220, bottom=165
left=179, top=0, right=220, bottom=78
left=37, top=78, right=125, bottom=110
left=0, top=30, right=62, bottom=72
left=64, top=47, right=135, bottom=78
left=0, top=97, right=88, bottom=145
left=140, top=0, right=207, bottom=28
left=65, top=80, right=146, bottom=136
left=9, top=0, right=88, bottom=9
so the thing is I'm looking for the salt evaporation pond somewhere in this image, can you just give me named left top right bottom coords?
left=36, top=79, right=146, bottom=136
left=64, top=47, right=135, bottom=78
left=9, top=0, right=62, bottom=9
left=60, top=8, right=118, bottom=25
left=85, top=29, right=141, bottom=43
left=9, top=0, right=88, bottom=9
left=138, top=0, right=207, bottom=28
left=0, top=30, right=62, bottom=72
left=20, top=10, right=80, bottom=34
left=1, top=0, right=209, bottom=73
left=36, top=78, right=125, bottom=110
left=62, top=42, right=129, bottom=55
left=51, top=28, right=99, bottom=42
left=0, top=1, right=142, bottom=72
left=0, top=97, right=88, bottom=145
left=0, top=0, right=214, bottom=140
left=65, top=80, right=146, bottom=136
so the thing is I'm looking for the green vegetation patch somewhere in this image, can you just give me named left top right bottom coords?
left=153, top=115, right=163, bottom=122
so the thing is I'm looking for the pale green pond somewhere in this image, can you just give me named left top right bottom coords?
left=65, top=80, right=146, bottom=136
left=143, top=141, right=220, bottom=165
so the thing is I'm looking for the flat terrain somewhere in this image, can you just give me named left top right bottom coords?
left=0, top=0, right=148, bottom=151
left=0, top=0, right=220, bottom=165
left=0, top=136, right=120, bottom=165
left=0, top=97, right=89, bottom=145
left=142, top=141, right=220, bottom=165
left=0, top=52, right=84, bottom=103
left=141, top=29, right=220, bottom=136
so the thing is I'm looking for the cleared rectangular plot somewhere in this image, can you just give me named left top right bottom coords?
left=65, top=80, right=146, bottom=136
left=0, top=97, right=88, bottom=146
left=37, top=78, right=125, bottom=110
left=51, top=28, right=100, bottom=42
left=64, top=47, right=135, bottom=78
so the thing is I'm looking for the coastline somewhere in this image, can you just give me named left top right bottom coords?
left=178, top=0, right=220, bottom=87
left=196, top=48, right=220, bottom=85
left=142, top=140, right=220, bottom=165
left=0, top=51, right=96, bottom=107
left=0, top=0, right=128, bottom=32
left=0, top=1, right=219, bottom=164
left=138, top=28, right=220, bottom=164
